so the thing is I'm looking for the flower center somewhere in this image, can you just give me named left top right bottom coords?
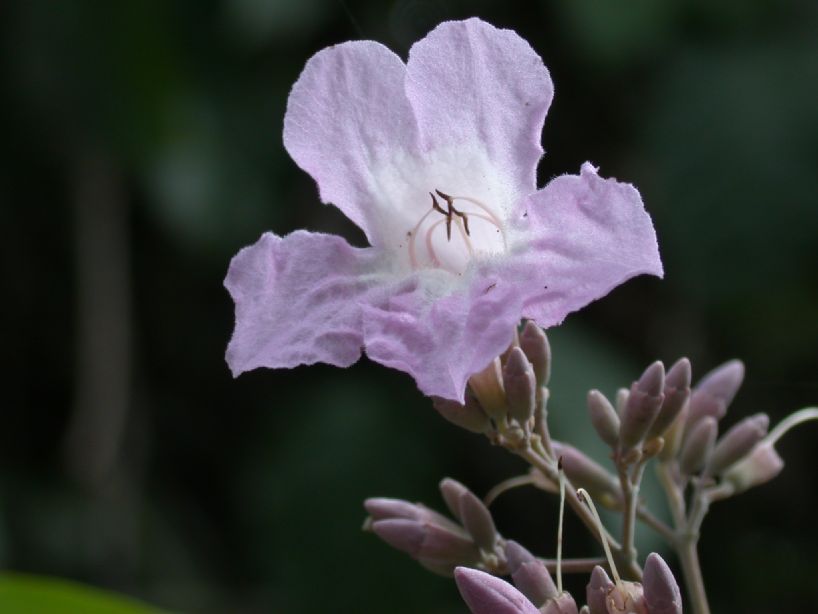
left=406, top=190, right=507, bottom=274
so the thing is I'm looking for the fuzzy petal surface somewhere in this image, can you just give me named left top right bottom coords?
left=362, top=269, right=524, bottom=402
left=501, top=163, right=663, bottom=327
left=225, top=231, right=385, bottom=375
left=455, top=567, right=541, bottom=614
left=406, top=18, right=553, bottom=199
left=283, top=41, right=419, bottom=244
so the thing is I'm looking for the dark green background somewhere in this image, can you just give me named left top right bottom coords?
left=2, top=1, right=817, bottom=612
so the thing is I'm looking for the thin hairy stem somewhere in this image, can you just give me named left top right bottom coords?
left=678, top=538, right=710, bottom=614
left=657, top=461, right=711, bottom=614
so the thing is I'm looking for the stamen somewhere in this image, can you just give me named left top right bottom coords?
left=408, top=207, right=436, bottom=269
left=556, top=457, right=566, bottom=594
left=454, top=216, right=475, bottom=257
left=425, top=219, right=445, bottom=268
left=577, top=487, right=621, bottom=584
left=766, top=407, right=818, bottom=446
left=405, top=189, right=507, bottom=271
left=430, top=192, right=446, bottom=216
left=434, top=189, right=471, bottom=239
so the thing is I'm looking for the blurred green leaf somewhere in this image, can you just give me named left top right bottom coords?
left=0, top=573, right=167, bottom=614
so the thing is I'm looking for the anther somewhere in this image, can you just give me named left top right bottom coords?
left=432, top=189, right=471, bottom=240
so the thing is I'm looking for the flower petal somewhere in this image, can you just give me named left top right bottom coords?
left=362, top=270, right=524, bottom=402
left=283, top=41, right=420, bottom=244
left=405, top=18, right=553, bottom=198
left=225, top=231, right=385, bottom=375
left=506, top=163, right=663, bottom=326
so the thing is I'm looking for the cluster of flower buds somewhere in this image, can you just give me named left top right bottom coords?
left=363, top=478, right=503, bottom=576
left=432, top=321, right=551, bottom=447
left=585, top=356, right=782, bottom=495
left=587, top=360, right=680, bottom=466
left=649, top=359, right=779, bottom=491
left=454, top=550, right=682, bottom=614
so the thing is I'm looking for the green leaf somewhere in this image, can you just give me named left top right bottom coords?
left=0, top=573, right=168, bottom=614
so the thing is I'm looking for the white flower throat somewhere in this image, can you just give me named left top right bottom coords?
left=406, top=189, right=507, bottom=275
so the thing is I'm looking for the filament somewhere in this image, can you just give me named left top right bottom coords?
left=577, top=487, right=620, bottom=584
left=766, top=407, right=818, bottom=446
left=408, top=207, right=435, bottom=269
left=557, top=459, right=566, bottom=594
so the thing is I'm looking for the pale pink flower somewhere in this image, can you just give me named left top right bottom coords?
left=225, top=18, right=662, bottom=400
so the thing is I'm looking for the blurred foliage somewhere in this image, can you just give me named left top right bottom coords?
left=1, top=0, right=817, bottom=612
left=0, top=573, right=165, bottom=614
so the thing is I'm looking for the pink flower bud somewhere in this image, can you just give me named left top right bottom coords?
left=440, top=477, right=469, bottom=521
left=505, top=541, right=558, bottom=605
left=503, top=347, right=537, bottom=425
left=364, top=497, right=461, bottom=532
left=433, top=393, right=492, bottom=434
left=648, top=358, right=691, bottom=439
left=586, top=566, right=614, bottom=614
left=469, top=358, right=508, bottom=421
left=687, top=360, right=744, bottom=427
left=679, top=416, right=717, bottom=476
left=642, top=553, right=682, bottom=614
left=707, top=413, right=769, bottom=476
left=519, top=321, right=551, bottom=387
left=372, top=518, right=478, bottom=571
left=458, top=489, right=498, bottom=552
left=722, top=441, right=784, bottom=493
left=588, top=390, right=620, bottom=448
left=620, top=362, right=665, bottom=450
left=455, top=566, right=541, bottom=614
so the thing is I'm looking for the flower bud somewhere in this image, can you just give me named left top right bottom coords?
left=519, top=320, right=551, bottom=387
left=433, top=393, right=492, bottom=434
left=364, top=497, right=461, bottom=532
left=541, top=592, right=579, bottom=614
left=679, top=416, right=717, bottom=476
left=707, top=413, right=769, bottom=476
left=588, top=390, right=620, bottom=448
left=658, top=402, right=689, bottom=462
left=586, top=566, right=613, bottom=614
left=552, top=442, right=621, bottom=506
left=505, top=540, right=558, bottom=604
left=687, top=359, right=744, bottom=427
left=620, top=362, right=665, bottom=450
left=503, top=347, right=537, bottom=425
left=440, top=478, right=469, bottom=522
left=458, top=490, right=498, bottom=552
left=642, top=553, right=682, bottom=614
left=615, top=388, right=629, bottom=415
left=372, top=518, right=478, bottom=573
left=648, top=358, right=691, bottom=439
left=469, top=358, right=507, bottom=421
left=722, top=441, right=784, bottom=494
left=455, top=566, right=541, bottom=614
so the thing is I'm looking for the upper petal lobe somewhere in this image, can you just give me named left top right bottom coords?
left=405, top=18, right=554, bottom=199
left=283, top=41, right=420, bottom=244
